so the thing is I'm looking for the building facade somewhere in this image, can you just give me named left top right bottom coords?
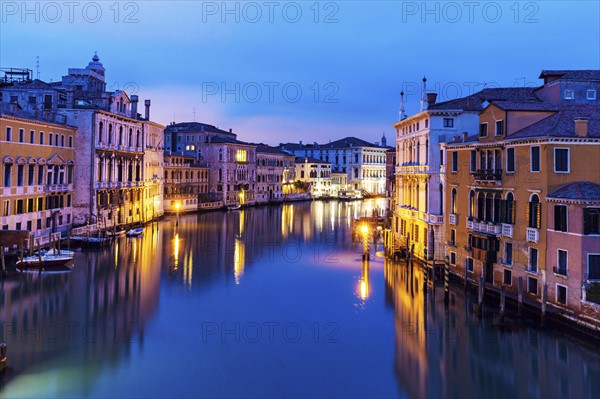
left=443, top=70, right=600, bottom=320
left=255, top=144, right=296, bottom=204
left=0, top=105, right=76, bottom=236
left=295, top=156, right=332, bottom=198
left=163, top=153, right=208, bottom=213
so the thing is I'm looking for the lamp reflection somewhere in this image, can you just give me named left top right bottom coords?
left=234, top=237, right=245, bottom=285
left=357, top=260, right=370, bottom=300
left=172, top=233, right=180, bottom=271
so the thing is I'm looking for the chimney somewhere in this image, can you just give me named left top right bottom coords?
left=462, top=132, right=468, bottom=142
left=229, top=128, right=232, bottom=133
left=144, top=99, right=151, bottom=120
left=34, top=108, right=39, bottom=119
left=452, top=135, right=459, bottom=142
left=426, top=92, right=438, bottom=105
left=575, top=118, right=589, bottom=137
left=299, top=140, right=302, bottom=145
left=12, top=102, right=17, bottom=115
left=131, top=95, right=139, bottom=119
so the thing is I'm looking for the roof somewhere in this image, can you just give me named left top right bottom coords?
left=255, top=144, right=293, bottom=156
left=1, top=79, right=65, bottom=92
left=281, top=136, right=381, bottom=151
left=295, top=156, right=330, bottom=164
left=428, top=87, right=539, bottom=111
left=547, top=181, right=600, bottom=200
left=165, top=122, right=235, bottom=137
left=508, top=104, right=600, bottom=139
left=539, top=70, right=600, bottom=81
left=489, top=100, right=558, bottom=112
left=0, top=102, right=71, bottom=126
left=209, top=136, right=254, bottom=146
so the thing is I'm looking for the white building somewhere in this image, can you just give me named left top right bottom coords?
left=255, top=144, right=296, bottom=204
left=295, top=156, right=331, bottom=198
left=281, top=136, right=387, bottom=196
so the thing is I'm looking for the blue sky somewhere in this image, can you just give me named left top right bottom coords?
left=1, top=1, right=599, bottom=145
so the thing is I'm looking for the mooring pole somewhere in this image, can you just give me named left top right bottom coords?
left=518, top=276, right=523, bottom=317
left=478, top=276, right=484, bottom=316
left=444, top=255, right=450, bottom=306
left=500, top=284, right=506, bottom=324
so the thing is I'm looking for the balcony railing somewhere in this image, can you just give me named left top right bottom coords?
left=526, top=227, right=539, bottom=243
left=46, top=184, right=70, bottom=192
left=501, top=224, right=513, bottom=238
left=553, top=266, right=568, bottom=277
left=472, top=169, right=502, bottom=182
left=467, top=219, right=501, bottom=235
left=429, top=214, right=444, bottom=224
left=449, top=213, right=457, bottom=225
left=466, top=218, right=473, bottom=229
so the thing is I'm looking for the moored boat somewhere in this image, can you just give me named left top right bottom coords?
left=126, top=227, right=144, bottom=237
left=16, top=251, right=74, bottom=271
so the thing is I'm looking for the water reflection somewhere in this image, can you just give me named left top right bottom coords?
left=385, top=259, right=600, bottom=399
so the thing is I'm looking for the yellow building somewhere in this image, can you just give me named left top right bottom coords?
left=163, top=153, right=209, bottom=213
left=0, top=104, right=76, bottom=236
left=444, top=83, right=599, bottom=317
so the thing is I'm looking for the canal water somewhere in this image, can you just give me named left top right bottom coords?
left=1, top=200, right=599, bottom=398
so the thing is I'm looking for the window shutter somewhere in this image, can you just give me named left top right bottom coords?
left=536, top=203, right=542, bottom=229
left=511, top=201, right=516, bottom=225
left=526, top=202, right=531, bottom=227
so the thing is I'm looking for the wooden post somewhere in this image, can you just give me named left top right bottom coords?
left=1, top=246, right=6, bottom=277
left=500, top=284, right=506, bottom=324
left=478, top=276, right=484, bottom=316
left=541, top=283, right=547, bottom=325
left=444, top=255, right=450, bottom=305
left=57, top=234, right=61, bottom=255
left=19, top=239, right=25, bottom=263
left=518, top=276, right=523, bottom=317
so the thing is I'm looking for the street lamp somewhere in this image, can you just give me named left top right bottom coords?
left=361, top=224, right=370, bottom=261
left=175, top=201, right=181, bottom=227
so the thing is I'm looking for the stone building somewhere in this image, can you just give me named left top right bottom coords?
left=163, top=153, right=209, bottom=213
left=255, top=144, right=296, bottom=204
left=294, top=156, right=332, bottom=198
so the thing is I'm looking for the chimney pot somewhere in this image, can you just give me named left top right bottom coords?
left=452, top=135, right=459, bottom=142
left=131, top=95, right=139, bottom=119
left=144, top=99, right=151, bottom=120
left=574, top=118, right=589, bottom=137
left=426, top=93, right=438, bottom=105
left=462, top=132, right=468, bottom=142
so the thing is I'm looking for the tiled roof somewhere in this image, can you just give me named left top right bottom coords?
left=295, top=156, right=330, bottom=164
left=508, top=104, right=600, bottom=139
left=0, top=102, right=70, bottom=125
left=539, top=70, right=600, bottom=81
left=428, top=87, right=539, bottom=111
left=255, top=144, right=293, bottom=156
left=547, top=181, right=600, bottom=200
left=490, top=100, right=558, bottom=112
left=1, top=79, right=65, bottom=92
left=210, top=136, right=253, bottom=145
left=323, top=136, right=378, bottom=148
left=165, top=122, right=234, bottom=136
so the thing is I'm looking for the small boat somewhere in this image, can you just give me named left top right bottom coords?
left=16, top=250, right=74, bottom=271
left=106, top=229, right=126, bottom=238
left=70, top=235, right=110, bottom=247
left=126, top=227, right=144, bottom=237
left=227, top=204, right=241, bottom=211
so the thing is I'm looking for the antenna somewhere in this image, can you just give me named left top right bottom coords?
left=420, top=76, right=427, bottom=112
left=36, top=56, right=40, bottom=80
left=193, top=107, right=196, bottom=122
left=399, top=91, right=406, bottom=121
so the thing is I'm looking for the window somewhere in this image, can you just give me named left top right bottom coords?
left=40, top=132, right=44, bottom=145
left=564, top=90, right=574, bottom=100
left=466, top=257, right=474, bottom=272
left=451, top=188, right=457, bottom=214
left=557, top=250, right=567, bottom=275
left=68, top=136, right=73, bottom=148
left=530, top=146, right=540, bottom=172
left=554, top=148, right=569, bottom=172
left=503, top=269, right=512, bottom=286
left=554, top=205, right=568, bottom=232
left=450, top=252, right=456, bottom=265
left=529, top=247, right=538, bottom=273
left=450, top=229, right=456, bottom=245
left=583, top=208, right=600, bottom=235
left=5, top=127, right=11, bottom=141
left=443, top=118, right=454, bottom=128
left=506, top=148, right=515, bottom=173
left=16, top=165, right=24, bottom=186
left=2, top=200, right=9, bottom=216
left=528, top=276, right=538, bottom=295
left=495, top=120, right=504, bottom=136
left=556, top=285, right=567, bottom=305
left=28, top=96, right=36, bottom=104
left=19, top=129, right=24, bottom=142
left=479, top=123, right=488, bottom=137
left=451, top=152, right=458, bottom=172
left=470, top=150, right=476, bottom=171
left=587, top=90, right=597, bottom=100
left=588, top=254, right=600, bottom=280
left=28, top=165, right=34, bottom=185
left=30, top=130, right=35, bottom=144
left=504, top=242, right=513, bottom=265
left=528, top=194, right=541, bottom=228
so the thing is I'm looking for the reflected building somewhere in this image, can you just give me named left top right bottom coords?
left=385, top=260, right=600, bottom=399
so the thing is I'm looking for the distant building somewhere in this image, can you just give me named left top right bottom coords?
left=280, top=136, right=387, bottom=196
left=163, top=153, right=208, bottom=213
left=255, top=144, right=295, bottom=204
left=164, top=121, right=236, bottom=158
left=0, top=103, right=76, bottom=235
left=295, top=156, right=332, bottom=198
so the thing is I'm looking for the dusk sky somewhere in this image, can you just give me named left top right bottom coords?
left=2, top=1, right=599, bottom=145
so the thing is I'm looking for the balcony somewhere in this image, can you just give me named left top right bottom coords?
left=501, top=224, right=513, bottom=238
left=46, top=184, right=71, bottom=192
left=466, top=218, right=473, bottom=229
left=449, top=213, right=457, bottom=225
left=429, top=214, right=444, bottom=224
left=467, top=219, right=501, bottom=235
left=553, top=266, right=568, bottom=277
left=526, top=227, right=539, bottom=243
left=472, top=169, right=502, bottom=183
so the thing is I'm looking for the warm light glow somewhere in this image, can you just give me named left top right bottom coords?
left=359, top=280, right=369, bottom=300
left=175, top=202, right=181, bottom=211
left=173, top=233, right=180, bottom=270
left=236, top=149, right=247, bottom=163
left=361, top=224, right=369, bottom=235
left=234, top=237, right=245, bottom=284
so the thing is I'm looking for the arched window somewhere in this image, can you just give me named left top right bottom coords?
left=477, top=192, right=485, bottom=220
left=506, top=192, right=515, bottom=224
left=119, top=126, right=123, bottom=146
left=528, top=194, right=541, bottom=228
left=451, top=188, right=457, bottom=214
left=469, top=190, right=475, bottom=217
left=493, top=192, right=502, bottom=222
left=98, top=122, right=104, bottom=143
left=108, top=124, right=113, bottom=144
left=129, top=129, right=133, bottom=146
left=136, top=130, right=141, bottom=147
left=485, top=193, right=493, bottom=221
